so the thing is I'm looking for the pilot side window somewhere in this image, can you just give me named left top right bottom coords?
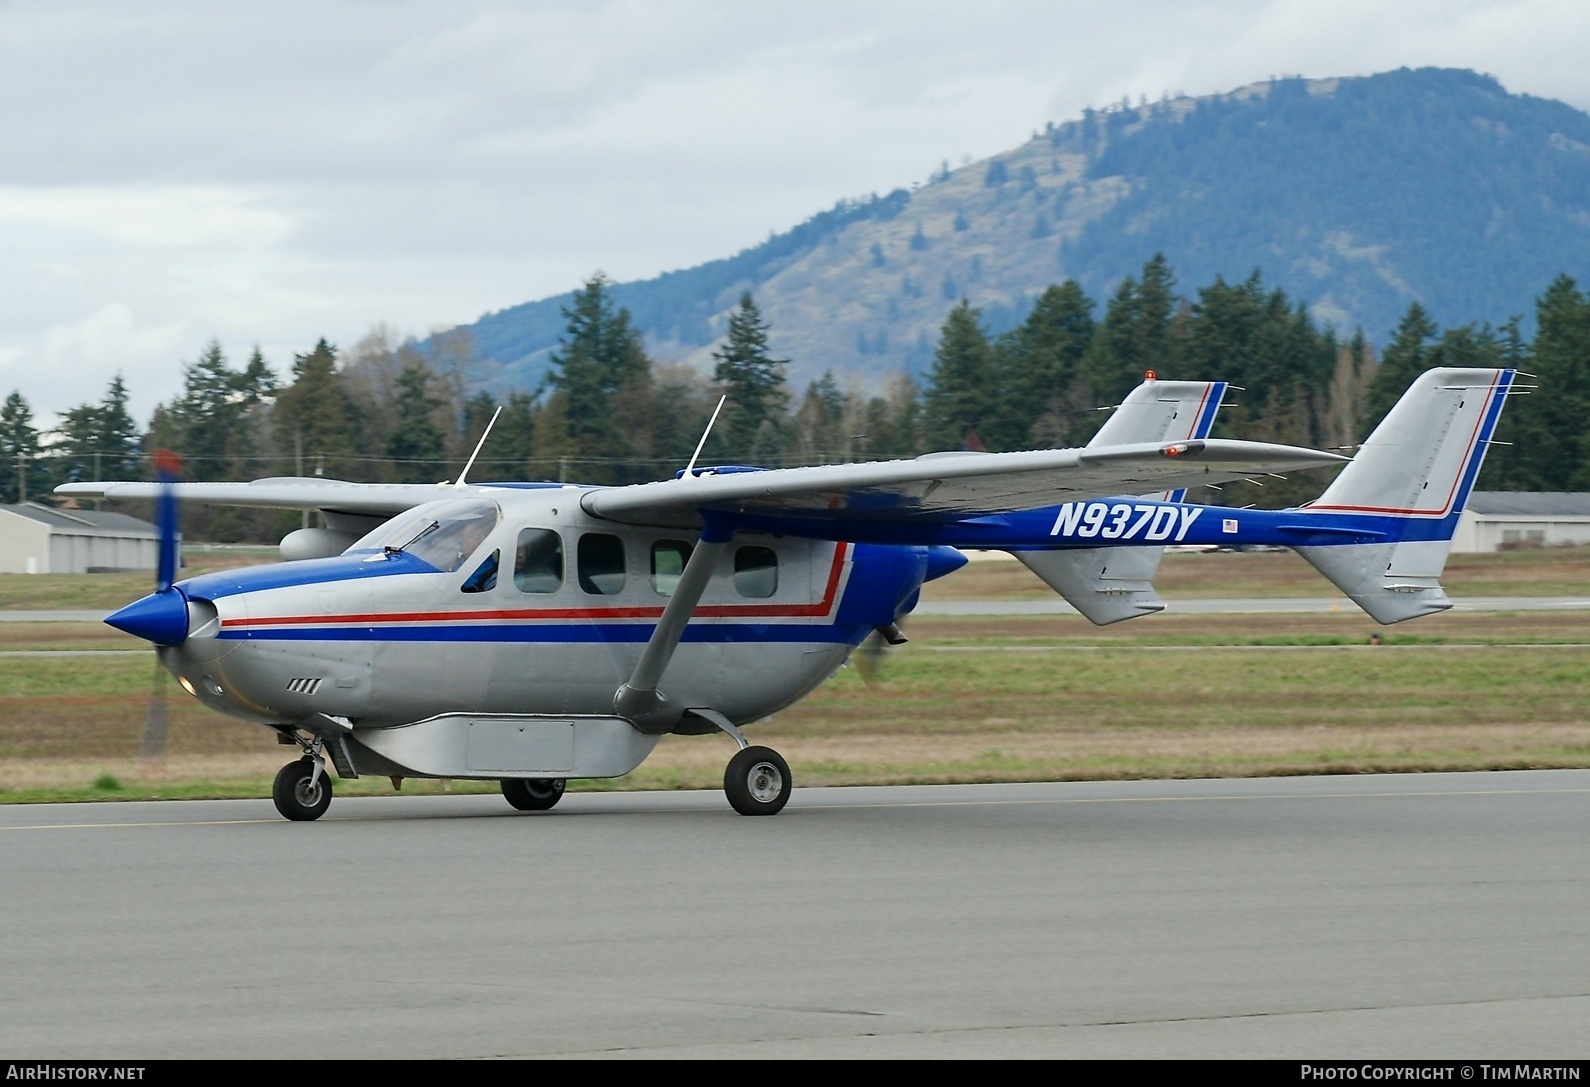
left=514, top=529, right=563, bottom=594
left=650, top=540, right=693, bottom=597
left=578, top=533, right=627, bottom=595
left=461, top=549, right=499, bottom=594
left=734, top=545, right=778, bottom=599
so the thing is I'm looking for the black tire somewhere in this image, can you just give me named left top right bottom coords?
left=502, top=778, right=566, bottom=812
left=724, top=746, right=791, bottom=816
left=272, top=758, right=333, bottom=822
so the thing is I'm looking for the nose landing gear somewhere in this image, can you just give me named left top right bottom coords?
left=690, top=707, right=794, bottom=816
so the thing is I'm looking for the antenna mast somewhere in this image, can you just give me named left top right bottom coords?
left=682, top=395, right=727, bottom=479
left=456, top=405, right=503, bottom=487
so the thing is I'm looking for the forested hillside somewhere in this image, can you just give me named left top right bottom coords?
left=10, top=254, right=1588, bottom=542
left=459, top=67, right=1590, bottom=392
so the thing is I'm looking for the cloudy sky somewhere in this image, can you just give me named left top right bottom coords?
left=1, top=0, right=1585, bottom=422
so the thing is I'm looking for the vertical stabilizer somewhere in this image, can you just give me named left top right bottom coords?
left=1294, top=367, right=1515, bottom=624
left=1022, top=377, right=1227, bottom=625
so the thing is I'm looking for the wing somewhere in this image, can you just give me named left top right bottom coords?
left=54, top=477, right=480, bottom=516
left=581, top=438, right=1346, bottom=529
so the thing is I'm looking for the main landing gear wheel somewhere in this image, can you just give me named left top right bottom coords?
left=502, top=778, right=566, bottom=811
left=273, top=757, right=333, bottom=822
left=724, top=746, right=791, bottom=816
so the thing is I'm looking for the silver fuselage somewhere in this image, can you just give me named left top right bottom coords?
left=164, top=489, right=918, bottom=740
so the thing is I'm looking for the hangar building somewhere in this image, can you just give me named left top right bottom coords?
left=1452, top=492, right=1590, bottom=553
left=0, top=503, right=159, bottom=574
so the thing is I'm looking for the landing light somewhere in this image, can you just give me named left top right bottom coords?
left=178, top=676, right=197, bottom=697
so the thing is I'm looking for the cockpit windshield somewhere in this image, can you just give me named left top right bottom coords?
left=348, top=500, right=501, bottom=573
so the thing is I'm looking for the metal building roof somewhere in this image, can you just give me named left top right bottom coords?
left=1466, top=492, right=1590, bottom=517
left=0, top=503, right=159, bottom=537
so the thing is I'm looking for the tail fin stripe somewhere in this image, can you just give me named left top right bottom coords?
left=1189, top=382, right=1226, bottom=441
left=1164, top=382, right=1226, bottom=504
left=1306, top=372, right=1510, bottom=517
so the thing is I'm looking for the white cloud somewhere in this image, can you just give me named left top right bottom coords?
left=0, top=305, right=189, bottom=423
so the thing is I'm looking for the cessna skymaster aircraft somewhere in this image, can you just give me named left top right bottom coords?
left=59, top=366, right=1515, bottom=821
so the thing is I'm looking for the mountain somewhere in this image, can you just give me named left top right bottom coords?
left=456, top=67, right=1590, bottom=392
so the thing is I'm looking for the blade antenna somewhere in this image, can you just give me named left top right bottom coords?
left=683, top=395, right=727, bottom=479
left=456, top=405, right=503, bottom=487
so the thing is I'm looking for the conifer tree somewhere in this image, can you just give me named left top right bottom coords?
left=992, top=280, right=1096, bottom=449
left=98, top=375, right=141, bottom=478
left=789, top=371, right=848, bottom=463
left=0, top=391, right=40, bottom=502
left=1083, top=253, right=1177, bottom=403
left=52, top=375, right=145, bottom=485
left=385, top=364, right=447, bottom=483
left=1513, top=277, right=1590, bottom=489
left=923, top=301, right=996, bottom=450
left=1362, top=303, right=1438, bottom=435
left=712, top=291, right=788, bottom=459
left=274, top=338, right=359, bottom=479
left=545, top=274, right=649, bottom=473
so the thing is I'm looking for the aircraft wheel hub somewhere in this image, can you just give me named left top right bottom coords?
left=746, top=762, right=783, bottom=803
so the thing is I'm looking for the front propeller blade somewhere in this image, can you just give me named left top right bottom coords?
left=151, top=449, right=182, bottom=592
left=140, top=652, right=168, bottom=760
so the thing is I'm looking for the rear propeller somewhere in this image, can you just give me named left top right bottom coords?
left=137, top=450, right=183, bottom=761
left=853, top=621, right=909, bottom=685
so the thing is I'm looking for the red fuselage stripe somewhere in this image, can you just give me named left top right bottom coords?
left=224, top=542, right=852, bottom=628
left=1305, top=381, right=1498, bottom=516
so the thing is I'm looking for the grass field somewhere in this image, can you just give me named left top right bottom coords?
left=0, top=544, right=1584, bottom=803
left=923, top=544, right=1590, bottom=601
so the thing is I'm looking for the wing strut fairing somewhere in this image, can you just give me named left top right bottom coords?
left=612, top=514, right=735, bottom=734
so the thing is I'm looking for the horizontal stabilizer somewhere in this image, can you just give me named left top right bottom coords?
left=1012, top=377, right=1224, bottom=623
left=1016, top=547, right=1166, bottom=626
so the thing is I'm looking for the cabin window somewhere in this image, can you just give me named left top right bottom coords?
left=650, top=540, right=693, bottom=597
left=461, top=549, right=499, bottom=594
left=514, top=529, right=563, bottom=594
left=734, top=545, right=778, bottom=598
left=578, top=533, right=627, bottom=595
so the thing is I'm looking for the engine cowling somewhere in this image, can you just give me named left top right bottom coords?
left=279, top=527, right=359, bottom=562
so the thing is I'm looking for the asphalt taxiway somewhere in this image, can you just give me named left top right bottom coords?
left=2, top=771, right=1587, bottom=1057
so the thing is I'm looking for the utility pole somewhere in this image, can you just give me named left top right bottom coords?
left=295, top=429, right=307, bottom=530
left=15, top=450, right=24, bottom=504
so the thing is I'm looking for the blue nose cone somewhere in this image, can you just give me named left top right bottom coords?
left=106, top=588, right=189, bottom=646
left=923, top=545, right=969, bottom=583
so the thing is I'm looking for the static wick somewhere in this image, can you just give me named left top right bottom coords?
left=683, top=395, right=727, bottom=479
